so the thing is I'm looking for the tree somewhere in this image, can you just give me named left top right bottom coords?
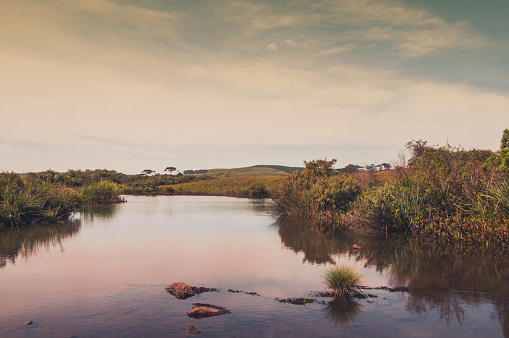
left=141, top=169, right=155, bottom=177
left=164, top=167, right=176, bottom=175
left=483, top=129, right=509, bottom=171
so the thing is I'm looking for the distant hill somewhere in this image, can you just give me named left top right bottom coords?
left=251, top=165, right=304, bottom=174
left=183, top=165, right=303, bottom=178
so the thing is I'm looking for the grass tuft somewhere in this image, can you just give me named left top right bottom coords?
left=323, top=265, right=362, bottom=302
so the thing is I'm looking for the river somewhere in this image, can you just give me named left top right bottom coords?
left=1, top=196, right=508, bottom=337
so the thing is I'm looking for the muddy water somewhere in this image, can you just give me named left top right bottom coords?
left=1, top=196, right=508, bottom=337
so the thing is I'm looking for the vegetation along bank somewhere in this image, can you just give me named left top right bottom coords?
left=273, top=129, right=509, bottom=247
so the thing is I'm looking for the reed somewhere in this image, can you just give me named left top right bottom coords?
left=323, top=265, right=362, bottom=303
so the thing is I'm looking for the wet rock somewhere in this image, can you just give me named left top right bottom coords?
left=312, top=291, right=336, bottom=298
left=25, top=321, right=33, bottom=326
left=388, top=286, right=409, bottom=292
left=276, top=297, right=315, bottom=305
left=374, top=286, right=409, bottom=292
left=186, top=324, right=202, bottom=334
left=186, top=303, right=230, bottom=318
left=352, top=292, right=377, bottom=299
left=227, top=289, right=260, bottom=296
left=165, top=282, right=218, bottom=299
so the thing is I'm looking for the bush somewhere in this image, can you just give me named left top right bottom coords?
left=273, top=159, right=361, bottom=224
left=79, top=181, right=125, bottom=204
left=354, top=140, right=509, bottom=245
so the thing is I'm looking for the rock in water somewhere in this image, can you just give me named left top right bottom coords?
left=186, top=303, right=230, bottom=318
left=187, top=324, right=202, bottom=334
left=165, top=282, right=216, bottom=300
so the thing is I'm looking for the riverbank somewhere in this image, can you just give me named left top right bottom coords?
left=0, top=173, right=124, bottom=226
left=272, top=134, right=509, bottom=247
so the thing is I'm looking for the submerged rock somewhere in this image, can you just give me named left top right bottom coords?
left=186, top=324, right=202, bottom=334
left=227, top=289, right=260, bottom=296
left=186, top=303, right=230, bottom=318
left=374, top=286, right=410, bottom=292
left=165, top=282, right=217, bottom=299
left=276, top=297, right=315, bottom=305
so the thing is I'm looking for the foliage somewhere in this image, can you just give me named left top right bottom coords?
left=273, top=159, right=362, bottom=224
left=0, top=173, right=81, bottom=226
left=323, top=265, right=361, bottom=302
left=353, top=139, right=508, bottom=245
left=79, top=181, right=125, bottom=204
left=483, top=128, right=509, bottom=172
left=166, top=177, right=280, bottom=198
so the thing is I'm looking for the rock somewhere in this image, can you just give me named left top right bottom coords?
left=186, top=303, right=230, bottom=318
left=227, top=289, right=260, bottom=296
left=276, top=297, right=315, bottom=305
left=25, top=321, right=33, bottom=326
left=373, top=286, right=409, bottom=292
left=388, top=286, right=409, bottom=292
left=187, top=324, right=202, bottom=334
left=165, top=282, right=217, bottom=299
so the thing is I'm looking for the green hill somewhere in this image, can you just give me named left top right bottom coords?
left=183, top=165, right=303, bottom=178
left=251, top=165, right=304, bottom=174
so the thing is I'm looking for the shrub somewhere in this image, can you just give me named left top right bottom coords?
left=273, top=159, right=361, bottom=224
left=79, top=181, right=124, bottom=204
left=323, top=265, right=361, bottom=302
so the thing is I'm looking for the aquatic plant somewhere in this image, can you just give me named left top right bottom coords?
left=79, top=180, right=125, bottom=204
left=323, top=265, right=362, bottom=302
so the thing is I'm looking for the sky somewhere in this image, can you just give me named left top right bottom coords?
left=1, top=0, right=508, bottom=174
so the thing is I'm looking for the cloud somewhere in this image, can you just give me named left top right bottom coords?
left=282, top=39, right=297, bottom=47
left=317, top=44, right=356, bottom=56
left=265, top=43, right=278, bottom=51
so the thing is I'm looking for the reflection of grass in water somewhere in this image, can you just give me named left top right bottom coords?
left=0, top=220, right=81, bottom=268
left=277, top=216, right=356, bottom=264
left=325, top=301, right=362, bottom=325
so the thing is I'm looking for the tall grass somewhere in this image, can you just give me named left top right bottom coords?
left=0, top=173, right=124, bottom=227
left=79, top=181, right=125, bottom=204
left=323, top=265, right=362, bottom=303
left=352, top=141, right=509, bottom=245
left=165, top=177, right=281, bottom=198
left=0, top=173, right=81, bottom=225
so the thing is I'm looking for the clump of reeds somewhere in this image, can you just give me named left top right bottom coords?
left=323, top=265, right=362, bottom=303
left=79, top=181, right=125, bottom=204
left=0, top=173, right=81, bottom=226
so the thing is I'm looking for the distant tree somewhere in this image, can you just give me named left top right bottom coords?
left=164, top=166, right=176, bottom=175
left=141, top=169, right=155, bottom=177
left=342, top=164, right=361, bottom=173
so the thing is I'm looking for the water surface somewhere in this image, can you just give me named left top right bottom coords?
left=1, top=196, right=508, bottom=337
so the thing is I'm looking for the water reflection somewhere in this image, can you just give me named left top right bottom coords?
left=325, top=301, right=362, bottom=325
left=276, top=216, right=509, bottom=333
left=79, top=203, right=120, bottom=222
left=0, top=216, right=81, bottom=268
left=277, top=216, right=356, bottom=264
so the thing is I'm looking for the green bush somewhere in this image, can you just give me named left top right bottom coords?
left=79, top=181, right=124, bottom=204
left=273, top=159, right=361, bottom=224
left=354, top=140, right=509, bottom=245
left=0, top=173, right=81, bottom=225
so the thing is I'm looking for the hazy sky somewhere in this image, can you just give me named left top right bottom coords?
left=1, top=0, right=508, bottom=173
